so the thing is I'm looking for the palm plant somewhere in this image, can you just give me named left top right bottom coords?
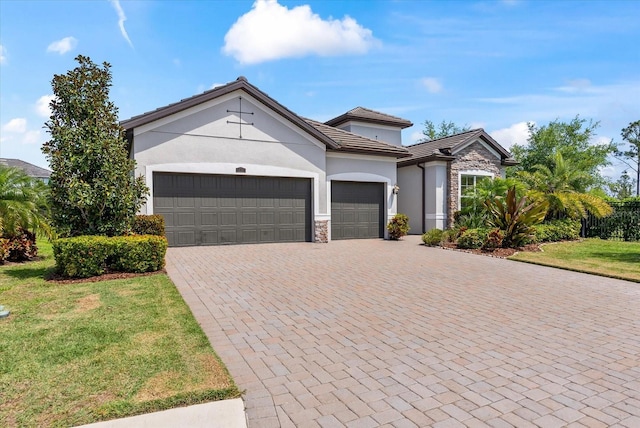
left=0, top=165, right=53, bottom=239
left=518, top=151, right=613, bottom=220
left=456, top=177, right=526, bottom=228
left=484, top=185, right=548, bottom=247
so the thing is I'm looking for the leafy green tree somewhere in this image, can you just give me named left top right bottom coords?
left=456, top=177, right=525, bottom=228
left=615, top=120, right=640, bottom=196
left=518, top=152, right=612, bottom=220
left=42, top=55, right=147, bottom=237
left=0, top=165, right=52, bottom=239
left=509, top=116, right=616, bottom=191
left=608, top=171, right=636, bottom=200
left=421, top=120, right=470, bottom=142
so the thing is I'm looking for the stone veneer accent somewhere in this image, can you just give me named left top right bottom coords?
left=447, top=141, right=503, bottom=227
left=314, top=220, right=329, bottom=243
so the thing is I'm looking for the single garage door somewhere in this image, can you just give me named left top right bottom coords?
left=154, top=173, right=312, bottom=246
left=331, top=181, right=384, bottom=240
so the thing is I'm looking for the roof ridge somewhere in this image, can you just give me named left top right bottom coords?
left=404, top=128, right=483, bottom=148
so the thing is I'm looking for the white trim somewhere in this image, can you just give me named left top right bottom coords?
left=145, top=163, right=323, bottom=218
left=326, top=152, right=399, bottom=163
left=452, top=138, right=502, bottom=160
left=424, top=161, right=448, bottom=168
left=457, top=170, right=495, bottom=210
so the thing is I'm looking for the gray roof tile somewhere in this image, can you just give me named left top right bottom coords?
left=0, top=158, right=51, bottom=178
left=325, top=106, right=413, bottom=129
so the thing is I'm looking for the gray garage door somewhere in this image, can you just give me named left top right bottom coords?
left=154, top=173, right=312, bottom=246
left=331, top=181, right=384, bottom=240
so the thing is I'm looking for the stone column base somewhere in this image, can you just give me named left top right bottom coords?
left=314, top=220, right=329, bottom=243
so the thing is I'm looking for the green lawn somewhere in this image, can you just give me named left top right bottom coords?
left=510, top=238, right=640, bottom=282
left=0, top=241, right=240, bottom=427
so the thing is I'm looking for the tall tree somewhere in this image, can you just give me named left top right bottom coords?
left=608, top=171, right=636, bottom=200
left=616, top=120, right=640, bottom=196
left=0, top=165, right=52, bottom=239
left=509, top=116, right=616, bottom=191
left=421, top=120, right=470, bottom=142
left=42, top=55, right=147, bottom=237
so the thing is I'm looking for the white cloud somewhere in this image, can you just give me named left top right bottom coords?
left=47, top=36, right=77, bottom=54
left=409, top=130, right=424, bottom=144
left=490, top=121, right=531, bottom=150
left=109, top=0, right=134, bottom=48
left=421, top=77, right=443, bottom=94
left=210, top=82, right=225, bottom=89
left=35, top=95, right=55, bottom=118
left=223, top=0, right=378, bottom=64
left=0, top=44, right=6, bottom=65
left=555, top=78, right=594, bottom=94
left=2, top=118, right=27, bottom=133
left=22, top=130, right=41, bottom=145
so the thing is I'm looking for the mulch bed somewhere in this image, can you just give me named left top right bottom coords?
left=438, top=242, right=542, bottom=258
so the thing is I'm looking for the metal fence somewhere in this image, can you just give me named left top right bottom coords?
left=582, top=201, right=640, bottom=241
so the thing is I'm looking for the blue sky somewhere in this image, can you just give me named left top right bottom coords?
left=1, top=0, right=639, bottom=181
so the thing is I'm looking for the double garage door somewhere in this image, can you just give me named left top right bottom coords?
left=153, top=173, right=385, bottom=246
left=154, top=173, right=312, bottom=246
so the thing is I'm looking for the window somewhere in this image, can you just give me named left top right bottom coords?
left=459, top=174, right=490, bottom=211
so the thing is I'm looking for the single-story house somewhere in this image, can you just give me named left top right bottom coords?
left=0, top=158, right=52, bottom=183
left=397, top=130, right=517, bottom=232
left=122, top=77, right=515, bottom=246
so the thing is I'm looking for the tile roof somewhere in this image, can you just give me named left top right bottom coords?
left=325, top=107, right=413, bottom=129
left=122, top=77, right=408, bottom=158
left=398, top=129, right=517, bottom=167
left=304, top=119, right=410, bottom=158
left=0, top=158, right=51, bottom=178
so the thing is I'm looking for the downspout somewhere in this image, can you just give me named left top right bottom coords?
left=417, top=163, right=425, bottom=233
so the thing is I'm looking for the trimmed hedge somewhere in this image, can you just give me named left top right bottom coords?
left=133, top=214, right=166, bottom=236
left=533, top=219, right=581, bottom=243
left=53, top=235, right=168, bottom=278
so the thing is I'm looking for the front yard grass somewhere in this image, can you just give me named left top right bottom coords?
left=509, top=238, right=640, bottom=282
left=0, top=241, right=240, bottom=427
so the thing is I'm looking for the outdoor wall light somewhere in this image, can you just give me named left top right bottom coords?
left=392, top=184, right=400, bottom=195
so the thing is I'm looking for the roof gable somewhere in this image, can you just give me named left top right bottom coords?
left=122, top=77, right=408, bottom=158
left=398, top=129, right=517, bottom=167
left=325, top=107, right=413, bottom=129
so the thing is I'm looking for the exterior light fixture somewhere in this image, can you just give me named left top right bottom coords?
left=392, top=184, right=400, bottom=195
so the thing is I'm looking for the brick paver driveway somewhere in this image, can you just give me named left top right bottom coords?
left=166, top=236, right=640, bottom=428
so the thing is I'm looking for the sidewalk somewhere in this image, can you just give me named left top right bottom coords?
left=77, top=399, right=247, bottom=428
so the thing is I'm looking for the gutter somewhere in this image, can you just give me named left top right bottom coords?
left=417, top=163, right=425, bottom=234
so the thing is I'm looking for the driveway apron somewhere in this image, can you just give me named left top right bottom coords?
left=166, top=236, right=640, bottom=428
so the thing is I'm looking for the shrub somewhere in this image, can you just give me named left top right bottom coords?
left=0, top=238, right=8, bottom=263
left=3, top=230, right=38, bottom=262
left=441, top=229, right=458, bottom=244
left=482, top=228, right=504, bottom=250
left=133, top=215, right=165, bottom=236
left=110, top=235, right=168, bottom=273
left=485, top=186, right=548, bottom=248
left=53, top=235, right=168, bottom=278
left=457, top=228, right=488, bottom=249
left=387, top=214, right=410, bottom=240
left=422, top=229, right=444, bottom=246
left=533, top=219, right=581, bottom=242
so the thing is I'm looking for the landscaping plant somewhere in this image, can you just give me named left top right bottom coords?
left=42, top=55, right=147, bottom=237
left=421, top=228, right=444, bottom=246
left=387, top=213, right=410, bottom=240
left=484, top=185, right=548, bottom=248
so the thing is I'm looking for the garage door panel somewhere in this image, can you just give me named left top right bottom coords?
left=154, top=173, right=311, bottom=246
left=331, top=181, right=384, bottom=240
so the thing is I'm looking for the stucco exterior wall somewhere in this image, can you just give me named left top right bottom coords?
left=337, top=122, right=402, bottom=146
left=132, top=91, right=328, bottom=216
left=397, top=165, right=423, bottom=234
left=447, top=140, right=503, bottom=227
left=425, top=162, right=448, bottom=231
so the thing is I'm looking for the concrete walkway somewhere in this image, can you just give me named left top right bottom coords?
left=77, top=399, right=246, bottom=428
left=167, top=236, right=640, bottom=427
